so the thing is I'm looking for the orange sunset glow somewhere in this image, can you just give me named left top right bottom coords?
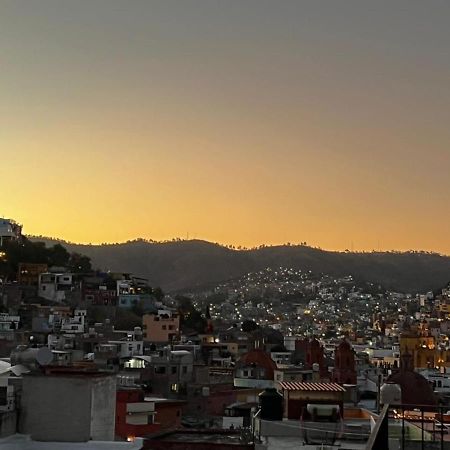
left=1, top=1, right=449, bottom=252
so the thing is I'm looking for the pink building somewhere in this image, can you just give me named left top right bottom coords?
left=142, top=311, right=179, bottom=343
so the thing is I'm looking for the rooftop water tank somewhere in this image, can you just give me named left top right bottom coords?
left=10, top=346, right=53, bottom=368
left=259, top=388, right=283, bottom=421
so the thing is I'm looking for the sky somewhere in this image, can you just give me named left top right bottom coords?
left=1, top=0, right=449, bottom=252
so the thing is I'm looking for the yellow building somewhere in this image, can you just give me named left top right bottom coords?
left=400, top=333, right=450, bottom=370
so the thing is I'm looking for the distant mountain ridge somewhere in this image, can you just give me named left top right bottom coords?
left=27, top=236, right=450, bottom=293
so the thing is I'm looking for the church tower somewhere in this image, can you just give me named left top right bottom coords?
left=332, top=339, right=357, bottom=384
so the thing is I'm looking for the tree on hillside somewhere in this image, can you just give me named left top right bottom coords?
left=48, top=244, right=70, bottom=267
left=242, top=319, right=259, bottom=332
left=176, top=295, right=207, bottom=334
left=0, top=238, right=92, bottom=281
left=152, top=287, right=164, bottom=302
left=68, top=252, right=92, bottom=273
left=115, top=308, right=142, bottom=330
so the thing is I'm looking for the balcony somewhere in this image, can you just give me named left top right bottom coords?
left=234, top=377, right=274, bottom=389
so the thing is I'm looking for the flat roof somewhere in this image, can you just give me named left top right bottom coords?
left=0, top=434, right=143, bottom=450
left=147, top=430, right=250, bottom=445
left=28, top=367, right=113, bottom=378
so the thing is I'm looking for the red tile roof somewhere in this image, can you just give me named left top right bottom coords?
left=279, top=381, right=346, bottom=392
left=237, top=349, right=277, bottom=374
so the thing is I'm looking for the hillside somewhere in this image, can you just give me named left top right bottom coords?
left=28, top=237, right=450, bottom=293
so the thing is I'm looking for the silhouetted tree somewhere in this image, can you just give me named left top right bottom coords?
left=115, top=309, right=142, bottom=330
left=68, top=252, right=92, bottom=273
left=152, top=287, right=164, bottom=302
left=48, top=244, right=70, bottom=267
left=176, top=296, right=207, bottom=334
left=241, top=319, right=259, bottom=332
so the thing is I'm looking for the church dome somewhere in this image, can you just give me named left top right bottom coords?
left=386, top=370, right=436, bottom=406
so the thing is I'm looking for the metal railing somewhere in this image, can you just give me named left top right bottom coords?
left=367, top=404, right=450, bottom=450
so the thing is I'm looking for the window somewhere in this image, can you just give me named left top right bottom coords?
left=169, top=325, right=174, bottom=330
left=147, top=415, right=154, bottom=424
left=142, top=324, right=147, bottom=330
left=182, top=366, right=187, bottom=374
left=143, top=332, right=147, bottom=338
left=155, top=366, right=166, bottom=374
left=171, top=366, right=177, bottom=374
left=0, top=387, right=7, bottom=406
left=162, top=325, right=167, bottom=330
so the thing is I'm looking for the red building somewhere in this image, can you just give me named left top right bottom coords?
left=234, top=349, right=277, bottom=388
left=84, top=288, right=117, bottom=306
left=332, top=339, right=357, bottom=384
left=279, top=381, right=346, bottom=420
left=116, top=389, right=184, bottom=440
left=296, top=337, right=328, bottom=378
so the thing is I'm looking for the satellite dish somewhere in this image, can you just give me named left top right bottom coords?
left=36, top=347, right=53, bottom=366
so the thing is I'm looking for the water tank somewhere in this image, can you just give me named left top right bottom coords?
left=259, top=388, right=283, bottom=420
left=380, top=382, right=402, bottom=405
left=10, top=346, right=53, bottom=368
left=306, top=404, right=340, bottom=422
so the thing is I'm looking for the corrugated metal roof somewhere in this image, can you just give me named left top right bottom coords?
left=279, top=381, right=346, bottom=392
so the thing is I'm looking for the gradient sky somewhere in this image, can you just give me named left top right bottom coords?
left=1, top=0, right=449, bottom=252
